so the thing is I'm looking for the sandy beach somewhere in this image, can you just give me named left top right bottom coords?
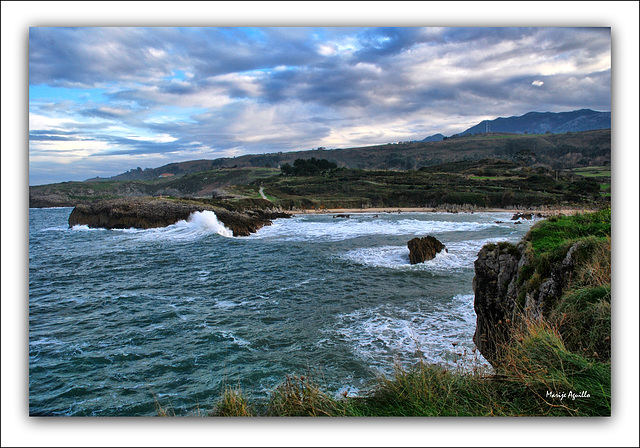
left=290, top=206, right=593, bottom=216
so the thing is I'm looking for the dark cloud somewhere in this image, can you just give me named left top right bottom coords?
left=29, top=27, right=173, bottom=87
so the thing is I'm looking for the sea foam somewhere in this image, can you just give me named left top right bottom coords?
left=184, top=210, right=233, bottom=237
left=330, top=294, right=490, bottom=372
left=113, top=210, right=233, bottom=240
left=341, top=237, right=512, bottom=272
left=251, top=213, right=517, bottom=243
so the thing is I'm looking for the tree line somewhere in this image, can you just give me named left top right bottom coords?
left=280, top=158, right=338, bottom=176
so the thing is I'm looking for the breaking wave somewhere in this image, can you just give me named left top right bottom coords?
left=251, top=212, right=528, bottom=242
left=111, top=210, right=233, bottom=240
left=68, top=210, right=232, bottom=240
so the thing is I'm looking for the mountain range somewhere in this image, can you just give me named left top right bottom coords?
left=453, top=109, right=610, bottom=137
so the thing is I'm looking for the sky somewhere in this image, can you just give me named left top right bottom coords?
left=27, top=26, right=612, bottom=185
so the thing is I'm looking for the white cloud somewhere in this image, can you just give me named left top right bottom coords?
left=532, top=80, right=544, bottom=86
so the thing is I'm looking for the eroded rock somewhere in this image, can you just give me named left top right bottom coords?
left=472, top=239, right=588, bottom=365
left=68, top=197, right=290, bottom=237
left=407, top=236, right=446, bottom=264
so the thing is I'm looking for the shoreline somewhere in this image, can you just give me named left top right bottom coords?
left=290, top=206, right=594, bottom=216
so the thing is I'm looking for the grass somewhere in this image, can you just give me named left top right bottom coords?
left=550, top=286, right=611, bottom=360
left=346, top=362, right=498, bottom=417
left=260, top=166, right=601, bottom=211
left=525, top=207, right=610, bottom=254
left=31, top=153, right=610, bottom=211
left=468, top=175, right=525, bottom=181
left=267, top=375, right=351, bottom=417
left=496, top=321, right=611, bottom=416
left=572, top=166, right=611, bottom=178
left=210, top=386, right=254, bottom=417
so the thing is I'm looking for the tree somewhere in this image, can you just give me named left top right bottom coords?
left=281, top=158, right=337, bottom=176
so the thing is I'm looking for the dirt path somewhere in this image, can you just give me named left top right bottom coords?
left=259, top=186, right=268, bottom=200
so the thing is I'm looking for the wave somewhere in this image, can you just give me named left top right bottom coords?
left=251, top=212, right=530, bottom=243
left=70, top=224, right=96, bottom=232
left=101, top=210, right=233, bottom=241
left=329, top=294, right=490, bottom=372
left=218, top=330, right=252, bottom=348
left=183, top=210, right=233, bottom=237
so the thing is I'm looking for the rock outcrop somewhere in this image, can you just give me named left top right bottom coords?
left=407, top=236, right=446, bottom=264
left=472, top=240, right=588, bottom=365
left=472, top=243, right=523, bottom=364
left=68, top=197, right=290, bottom=237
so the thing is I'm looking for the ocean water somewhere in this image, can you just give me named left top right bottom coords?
left=29, top=207, right=537, bottom=416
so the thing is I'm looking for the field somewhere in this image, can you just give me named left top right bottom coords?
left=569, top=165, right=611, bottom=197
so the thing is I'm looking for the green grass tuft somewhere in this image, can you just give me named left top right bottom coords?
left=526, top=207, right=610, bottom=255
left=267, top=375, right=349, bottom=417
left=210, top=386, right=254, bottom=417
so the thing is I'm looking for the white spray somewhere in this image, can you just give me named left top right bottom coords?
left=186, top=211, right=233, bottom=237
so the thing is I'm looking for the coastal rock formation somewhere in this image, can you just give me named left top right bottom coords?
left=511, top=212, right=546, bottom=221
left=472, top=239, right=588, bottom=365
left=472, top=243, right=523, bottom=364
left=407, top=236, right=446, bottom=264
left=68, top=197, right=290, bottom=237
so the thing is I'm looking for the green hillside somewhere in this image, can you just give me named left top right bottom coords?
left=29, top=129, right=610, bottom=210
left=97, top=129, right=611, bottom=181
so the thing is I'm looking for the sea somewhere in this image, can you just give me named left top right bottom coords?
left=28, top=207, right=537, bottom=416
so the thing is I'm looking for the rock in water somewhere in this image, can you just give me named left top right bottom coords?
left=407, top=236, right=446, bottom=264
left=511, top=212, right=533, bottom=220
left=67, top=197, right=291, bottom=237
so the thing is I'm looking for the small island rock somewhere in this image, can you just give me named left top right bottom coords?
left=407, top=236, right=447, bottom=264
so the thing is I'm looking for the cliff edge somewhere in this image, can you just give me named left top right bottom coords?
left=472, top=209, right=611, bottom=366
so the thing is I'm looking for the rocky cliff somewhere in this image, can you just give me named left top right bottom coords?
left=472, top=238, right=593, bottom=365
left=68, top=197, right=290, bottom=237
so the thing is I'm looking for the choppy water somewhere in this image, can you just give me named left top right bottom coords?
left=29, top=207, right=536, bottom=416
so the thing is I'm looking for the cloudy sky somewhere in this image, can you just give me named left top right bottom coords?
left=28, top=26, right=611, bottom=185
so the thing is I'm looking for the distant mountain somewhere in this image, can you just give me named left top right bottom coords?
left=420, top=133, right=445, bottom=142
left=456, top=109, right=610, bottom=137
